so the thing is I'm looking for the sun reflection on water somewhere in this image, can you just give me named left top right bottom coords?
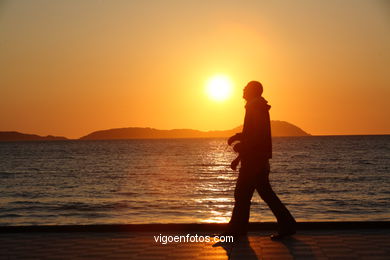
left=200, top=210, right=231, bottom=223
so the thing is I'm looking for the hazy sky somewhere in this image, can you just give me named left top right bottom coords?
left=1, top=0, right=389, bottom=138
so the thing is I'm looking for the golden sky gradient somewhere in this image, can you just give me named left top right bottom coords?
left=1, top=0, right=389, bottom=138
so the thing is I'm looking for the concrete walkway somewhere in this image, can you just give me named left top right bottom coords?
left=1, top=229, right=389, bottom=259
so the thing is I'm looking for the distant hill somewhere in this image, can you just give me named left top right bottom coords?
left=80, top=121, right=309, bottom=140
left=0, top=131, right=68, bottom=141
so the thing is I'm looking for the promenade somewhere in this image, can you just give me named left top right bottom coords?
left=1, top=222, right=389, bottom=259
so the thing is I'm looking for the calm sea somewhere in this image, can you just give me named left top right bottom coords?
left=0, top=136, right=389, bottom=226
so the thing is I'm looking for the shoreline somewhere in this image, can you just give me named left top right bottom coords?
left=1, top=221, right=389, bottom=233
left=1, top=134, right=389, bottom=143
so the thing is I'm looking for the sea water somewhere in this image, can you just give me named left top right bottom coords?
left=0, top=136, right=389, bottom=225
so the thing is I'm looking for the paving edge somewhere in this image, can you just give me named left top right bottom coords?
left=1, top=221, right=389, bottom=233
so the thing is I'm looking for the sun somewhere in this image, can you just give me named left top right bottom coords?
left=205, top=75, right=233, bottom=101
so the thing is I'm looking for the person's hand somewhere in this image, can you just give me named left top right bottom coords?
left=227, top=136, right=235, bottom=146
left=233, top=143, right=242, bottom=153
left=227, top=133, right=241, bottom=146
left=230, top=157, right=240, bottom=171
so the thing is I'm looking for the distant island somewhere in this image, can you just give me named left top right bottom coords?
left=80, top=121, right=309, bottom=140
left=0, top=121, right=309, bottom=141
left=0, top=131, right=68, bottom=142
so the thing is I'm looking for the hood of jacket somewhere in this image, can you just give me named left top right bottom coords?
left=245, top=96, right=271, bottom=110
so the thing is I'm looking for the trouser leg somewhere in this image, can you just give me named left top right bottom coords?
left=255, top=161, right=296, bottom=230
left=229, top=170, right=256, bottom=232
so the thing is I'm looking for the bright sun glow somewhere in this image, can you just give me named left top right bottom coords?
left=205, top=75, right=233, bottom=101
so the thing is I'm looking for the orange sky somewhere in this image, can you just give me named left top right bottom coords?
left=0, top=0, right=389, bottom=139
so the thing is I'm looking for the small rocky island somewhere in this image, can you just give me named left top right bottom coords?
left=80, top=121, right=309, bottom=140
left=0, top=131, right=68, bottom=142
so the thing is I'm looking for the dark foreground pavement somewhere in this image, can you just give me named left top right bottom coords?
left=1, top=222, right=389, bottom=259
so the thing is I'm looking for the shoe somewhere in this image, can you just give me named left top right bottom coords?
left=270, top=230, right=296, bottom=240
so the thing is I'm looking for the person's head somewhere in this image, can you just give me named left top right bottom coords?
left=243, top=81, right=263, bottom=101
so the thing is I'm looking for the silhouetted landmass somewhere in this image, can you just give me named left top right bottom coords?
left=0, top=131, right=68, bottom=141
left=80, top=121, right=309, bottom=140
left=0, top=121, right=308, bottom=141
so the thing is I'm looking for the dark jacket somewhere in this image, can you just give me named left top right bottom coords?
left=240, top=96, right=272, bottom=159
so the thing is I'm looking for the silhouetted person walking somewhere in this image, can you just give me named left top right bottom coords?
left=226, top=81, right=296, bottom=240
